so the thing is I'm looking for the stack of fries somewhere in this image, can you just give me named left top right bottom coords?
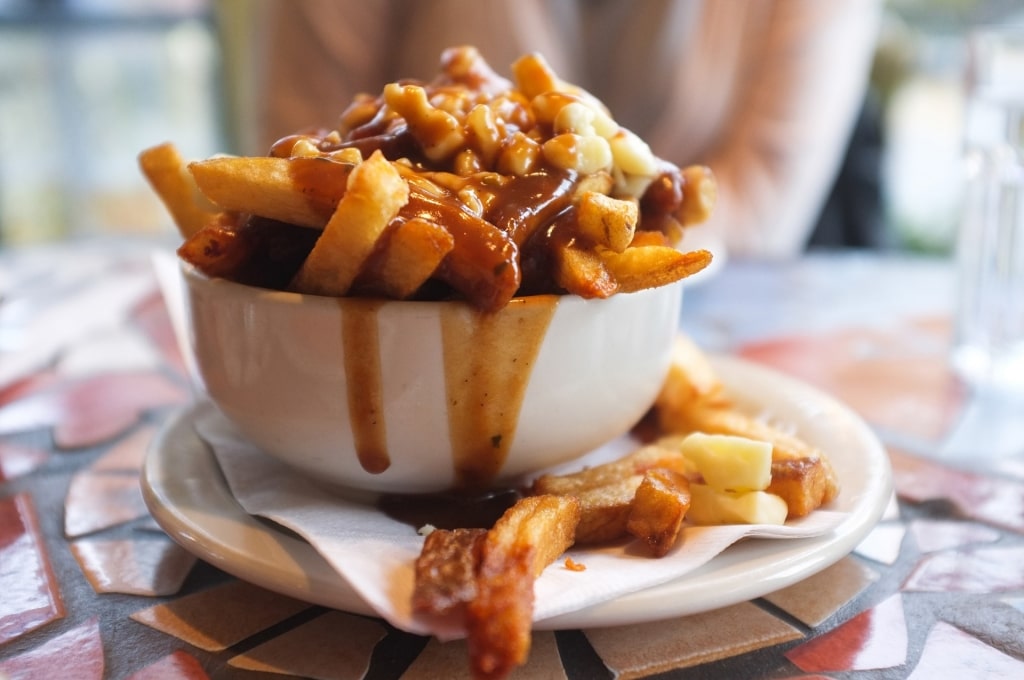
left=139, top=46, right=714, bottom=311
left=412, top=336, right=839, bottom=679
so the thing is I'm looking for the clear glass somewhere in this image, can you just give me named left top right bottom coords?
left=952, top=25, right=1024, bottom=392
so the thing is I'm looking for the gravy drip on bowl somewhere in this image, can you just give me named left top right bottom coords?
left=340, top=299, right=389, bottom=473
left=339, top=296, right=557, bottom=488
left=441, top=296, right=557, bottom=488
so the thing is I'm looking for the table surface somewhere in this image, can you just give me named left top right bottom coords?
left=1, top=242, right=1023, bottom=680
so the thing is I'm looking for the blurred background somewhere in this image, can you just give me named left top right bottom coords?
left=0, top=0, right=1022, bottom=253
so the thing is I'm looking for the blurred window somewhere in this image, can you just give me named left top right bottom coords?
left=0, top=0, right=222, bottom=246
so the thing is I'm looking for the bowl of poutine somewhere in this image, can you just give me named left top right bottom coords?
left=143, top=46, right=715, bottom=494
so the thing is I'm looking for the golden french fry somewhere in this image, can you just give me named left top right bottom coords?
left=356, top=217, right=455, bottom=299
left=531, top=444, right=687, bottom=497
left=189, top=155, right=355, bottom=228
left=656, top=334, right=729, bottom=409
left=573, top=476, right=644, bottom=544
left=138, top=142, right=218, bottom=238
left=290, top=151, right=409, bottom=296
left=552, top=240, right=618, bottom=299
left=599, top=246, right=712, bottom=293
left=413, top=528, right=486, bottom=617
left=628, top=230, right=671, bottom=247
left=466, top=495, right=580, bottom=680
left=678, top=165, right=717, bottom=227
left=176, top=213, right=253, bottom=279
left=626, top=468, right=691, bottom=557
left=658, top=402, right=839, bottom=518
left=576, top=191, right=638, bottom=252
left=531, top=444, right=688, bottom=544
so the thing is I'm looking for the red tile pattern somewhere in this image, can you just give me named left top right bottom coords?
left=907, top=621, right=1024, bottom=679
left=130, top=580, right=312, bottom=652
left=909, top=519, right=1001, bottom=553
left=762, top=557, right=878, bottom=627
left=0, top=618, right=103, bottom=680
left=0, top=440, right=48, bottom=481
left=126, top=650, right=210, bottom=680
left=131, top=289, right=189, bottom=379
left=227, top=610, right=387, bottom=678
left=64, top=471, right=149, bottom=538
left=739, top=319, right=966, bottom=441
left=0, top=371, right=187, bottom=448
left=0, top=493, right=65, bottom=645
left=889, top=448, right=1024, bottom=534
left=585, top=603, right=803, bottom=677
left=785, top=594, right=908, bottom=672
left=71, top=537, right=196, bottom=596
left=903, top=546, right=1024, bottom=593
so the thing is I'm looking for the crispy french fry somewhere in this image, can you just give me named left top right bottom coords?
left=138, top=142, right=218, bottom=238
left=406, top=184, right=522, bottom=312
left=576, top=191, right=638, bottom=252
left=189, top=156, right=355, bottom=228
left=531, top=444, right=688, bottom=544
left=413, top=528, right=486, bottom=616
left=599, top=246, right=712, bottom=293
left=657, top=334, right=729, bottom=409
left=552, top=240, right=618, bottom=298
left=466, top=495, right=579, bottom=680
left=290, top=151, right=409, bottom=296
left=627, top=468, right=691, bottom=556
left=356, top=217, right=455, bottom=299
left=573, top=476, right=644, bottom=543
left=176, top=213, right=253, bottom=279
left=531, top=444, right=687, bottom=497
left=659, top=403, right=838, bottom=518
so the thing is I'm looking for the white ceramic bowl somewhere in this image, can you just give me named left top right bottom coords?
left=181, top=261, right=683, bottom=494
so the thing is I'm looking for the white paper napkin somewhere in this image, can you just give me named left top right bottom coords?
left=194, top=406, right=847, bottom=639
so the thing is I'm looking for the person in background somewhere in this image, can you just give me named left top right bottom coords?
left=247, top=0, right=882, bottom=259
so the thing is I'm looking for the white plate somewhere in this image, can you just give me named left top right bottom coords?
left=141, top=355, right=891, bottom=629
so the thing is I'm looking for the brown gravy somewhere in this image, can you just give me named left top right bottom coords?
left=441, top=296, right=558, bottom=488
left=340, top=295, right=557, bottom=491
left=340, top=298, right=389, bottom=474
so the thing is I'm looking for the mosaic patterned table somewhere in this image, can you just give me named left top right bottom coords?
left=1, top=243, right=1022, bottom=679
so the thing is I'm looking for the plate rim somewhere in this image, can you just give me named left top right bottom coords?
left=141, top=354, right=892, bottom=629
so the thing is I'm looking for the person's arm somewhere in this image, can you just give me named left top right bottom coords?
left=702, top=0, right=882, bottom=258
left=255, top=0, right=401, bottom=152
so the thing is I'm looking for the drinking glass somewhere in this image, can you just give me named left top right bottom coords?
left=952, top=25, right=1024, bottom=392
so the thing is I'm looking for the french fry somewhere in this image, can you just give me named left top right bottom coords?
left=573, top=476, right=644, bottom=543
left=599, top=245, right=713, bottom=293
left=189, top=155, right=355, bottom=228
left=290, top=151, right=409, bottom=296
left=576, top=191, right=638, bottom=253
left=552, top=240, right=618, bottom=299
left=466, top=495, right=579, bottom=680
left=657, top=334, right=729, bottom=407
left=138, top=142, right=218, bottom=238
left=531, top=444, right=688, bottom=544
left=531, top=444, right=687, bottom=497
left=356, top=217, right=455, bottom=299
left=654, top=342, right=840, bottom=519
left=176, top=213, right=253, bottom=279
left=415, top=187, right=521, bottom=312
left=627, top=468, right=691, bottom=556
left=412, top=527, right=486, bottom=616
